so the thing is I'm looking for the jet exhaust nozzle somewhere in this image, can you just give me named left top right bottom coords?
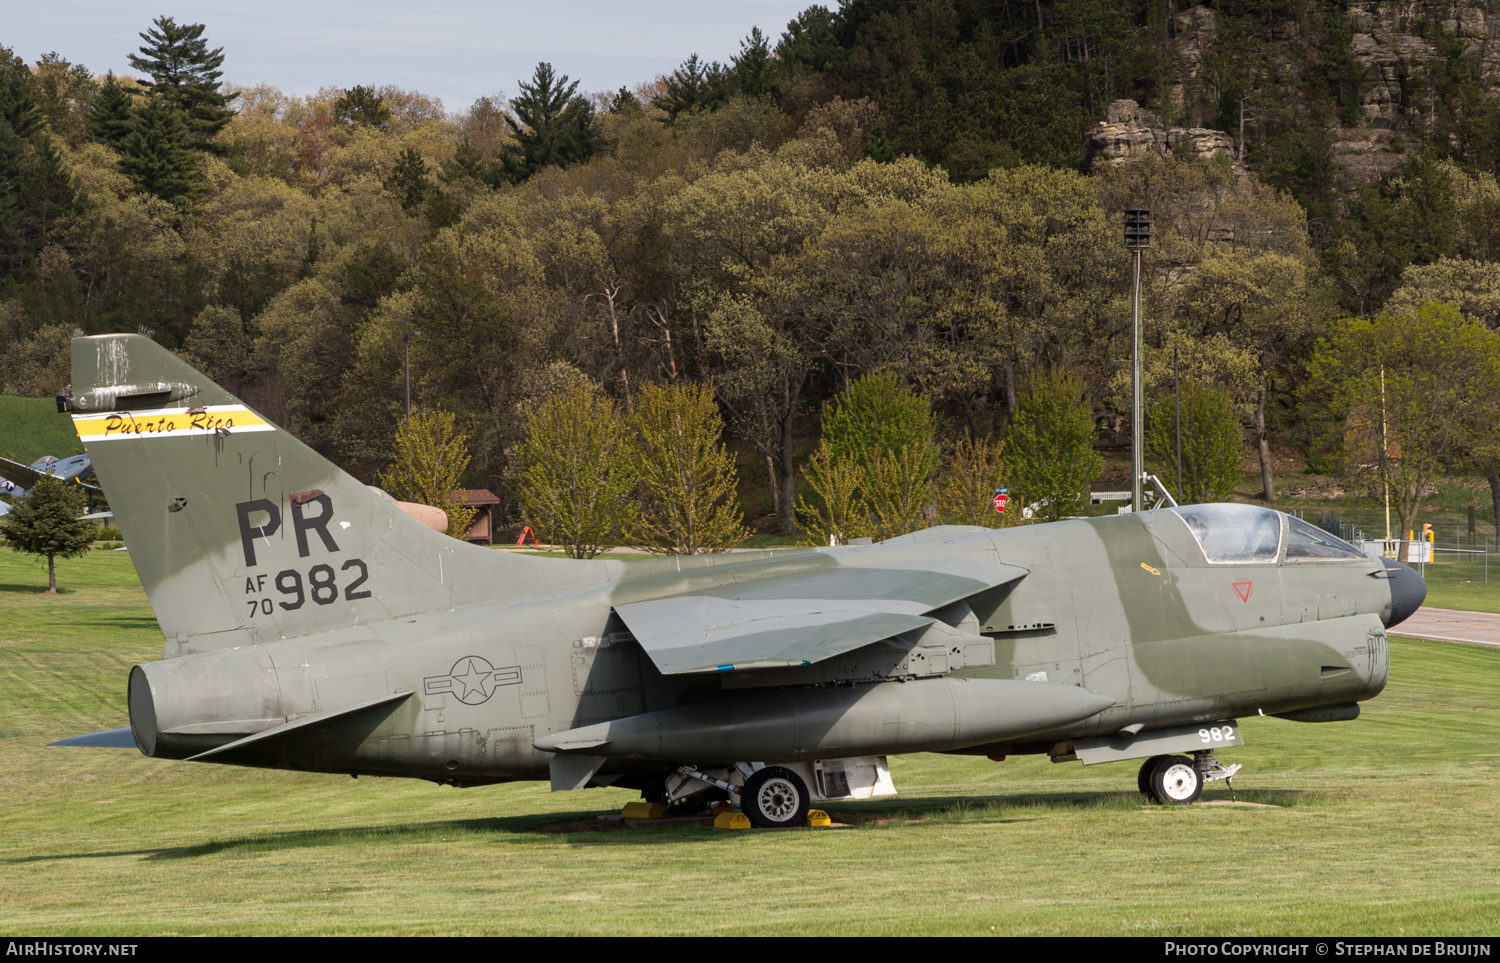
left=128, top=648, right=285, bottom=759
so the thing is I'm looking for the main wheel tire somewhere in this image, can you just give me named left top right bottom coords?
left=741, top=766, right=810, bottom=828
left=1149, top=755, right=1203, bottom=805
left=1138, top=755, right=1169, bottom=798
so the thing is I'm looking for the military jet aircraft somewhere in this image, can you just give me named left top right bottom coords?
left=54, top=334, right=1425, bottom=825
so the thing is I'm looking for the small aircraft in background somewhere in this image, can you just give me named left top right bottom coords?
left=0, top=453, right=110, bottom=519
left=53, top=334, right=1424, bottom=825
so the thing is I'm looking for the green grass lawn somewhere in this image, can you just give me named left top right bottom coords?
left=0, top=396, right=83, bottom=465
left=1, top=549, right=1498, bottom=935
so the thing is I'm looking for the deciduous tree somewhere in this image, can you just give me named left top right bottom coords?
left=514, top=383, right=636, bottom=559
left=627, top=381, right=745, bottom=554
left=1146, top=380, right=1244, bottom=505
left=797, top=372, right=939, bottom=542
left=937, top=434, right=1012, bottom=527
left=1005, top=368, right=1101, bottom=522
left=1307, top=302, right=1500, bottom=540
left=378, top=409, right=477, bottom=540
left=796, top=445, right=869, bottom=546
left=820, top=371, right=935, bottom=469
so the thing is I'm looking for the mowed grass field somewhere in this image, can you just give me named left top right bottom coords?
left=1, top=550, right=1498, bottom=936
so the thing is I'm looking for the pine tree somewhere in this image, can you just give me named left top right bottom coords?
left=127, top=16, right=236, bottom=153
left=384, top=148, right=430, bottom=214
left=775, top=6, right=844, bottom=73
left=501, top=63, right=595, bottom=181
left=88, top=73, right=135, bottom=150
left=731, top=27, right=773, bottom=98
left=652, top=54, right=729, bottom=121
left=118, top=95, right=200, bottom=207
left=1, top=475, right=96, bottom=593
left=0, top=46, right=43, bottom=139
left=443, top=136, right=504, bottom=190
left=333, top=86, right=391, bottom=131
left=0, top=48, right=84, bottom=282
left=608, top=86, right=641, bottom=115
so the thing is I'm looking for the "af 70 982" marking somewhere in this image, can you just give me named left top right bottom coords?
left=243, top=560, right=371, bottom=616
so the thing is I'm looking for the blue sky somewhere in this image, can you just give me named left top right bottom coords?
left=9, top=1, right=817, bottom=112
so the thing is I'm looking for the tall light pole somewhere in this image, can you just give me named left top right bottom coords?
left=1125, top=209, right=1151, bottom=512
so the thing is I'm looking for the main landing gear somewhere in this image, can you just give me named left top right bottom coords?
left=741, top=766, right=811, bottom=828
left=642, top=762, right=815, bottom=827
left=1138, top=751, right=1241, bottom=805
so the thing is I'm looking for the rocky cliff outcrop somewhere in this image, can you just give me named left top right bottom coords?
left=1124, top=2, right=1500, bottom=185
left=1085, top=100, right=1237, bottom=171
left=1346, top=1, right=1500, bottom=127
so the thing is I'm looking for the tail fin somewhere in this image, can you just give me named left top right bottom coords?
left=72, top=334, right=603, bottom=658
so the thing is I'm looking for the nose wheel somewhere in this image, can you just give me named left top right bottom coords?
left=1138, top=755, right=1169, bottom=797
left=1140, top=754, right=1203, bottom=804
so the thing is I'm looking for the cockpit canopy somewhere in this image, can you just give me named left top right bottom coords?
left=1169, top=505, right=1366, bottom=563
left=1284, top=515, right=1368, bottom=560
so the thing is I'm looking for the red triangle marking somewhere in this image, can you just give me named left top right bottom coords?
left=1231, top=580, right=1254, bottom=603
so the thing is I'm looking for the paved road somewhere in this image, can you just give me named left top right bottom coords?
left=1396, top=607, right=1500, bottom=648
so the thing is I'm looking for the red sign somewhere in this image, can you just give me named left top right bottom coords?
left=992, top=491, right=1009, bottom=514
left=1231, top=580, right=1254, bottom=603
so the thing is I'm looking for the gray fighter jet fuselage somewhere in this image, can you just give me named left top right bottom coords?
left=57, top=335, right=1425, bottom=823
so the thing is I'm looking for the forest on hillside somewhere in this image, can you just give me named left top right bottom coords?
left=7, top=1, right=1500, bottom=538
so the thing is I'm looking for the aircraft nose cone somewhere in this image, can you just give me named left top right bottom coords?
left=1382, top=556, right=1427, bottom=628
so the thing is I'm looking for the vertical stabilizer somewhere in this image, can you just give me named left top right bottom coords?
left=72, top=335, right=606, bottom=657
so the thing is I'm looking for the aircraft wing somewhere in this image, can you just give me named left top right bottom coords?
left=0, top=455, right=100, bottom=493
left=615, top=558, right=1027, bottom=675
left=0, top=457, right=33, bottom=494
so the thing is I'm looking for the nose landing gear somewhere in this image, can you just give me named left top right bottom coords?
left=1139, top=751, right=1241, bottom=804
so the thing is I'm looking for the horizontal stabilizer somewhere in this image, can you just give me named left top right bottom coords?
left=49, top=727, right=137, bottom=748
left=184, top=690, right=412, bottom=761
left=615, top=558, right=1027, bottom=676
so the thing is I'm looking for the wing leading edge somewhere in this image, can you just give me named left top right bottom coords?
left=615, top=558, right=1027, bottom=675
